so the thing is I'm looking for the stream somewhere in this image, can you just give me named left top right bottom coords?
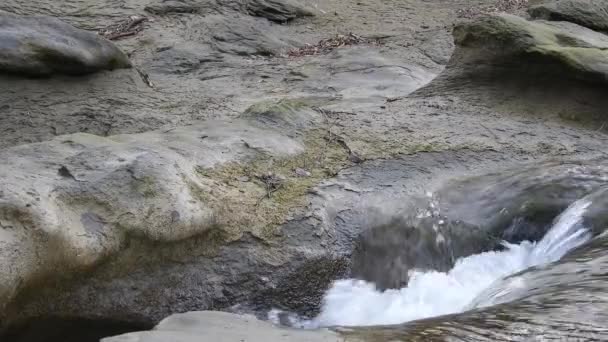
left=268, top=163, right=608, bottom=341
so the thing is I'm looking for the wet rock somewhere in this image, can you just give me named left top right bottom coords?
left=350, top=160, right=608, bottom=290
left=351, top=217, right=494, bottom=290
left=451, top=14, right=608, bottom=84
left=436, top=161, right=608, bottom=240
left=0, top=13, right=130, bottom=76
left=581, top=186, right=608, bottom=235
left=529, top=0, right=608, bottom=32
left=102, top=311, right=342, bottom=342
left=252, top=257, right=349, bottom=316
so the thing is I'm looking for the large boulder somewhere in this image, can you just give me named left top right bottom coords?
left=529, top=0, right=608, bottom=32
left=451, top=13, right=608, bottom=84
left=415, top=12, right=608, bottom=123
left=0, top=13, right=130, bottom=76
left=0, top=119, right=318, bottom=326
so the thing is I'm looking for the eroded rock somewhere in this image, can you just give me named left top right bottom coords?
left=0, top=120, right=307, bottom=325
left=529, top=0, right=608, bottom=32
left=0, top=13, right=130, bottom=76
left=452, top=13, right=608, bottom=83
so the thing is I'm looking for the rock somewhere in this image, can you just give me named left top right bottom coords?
left=451, top=13, right=608, bottom=84
left=144, top=0, right=214, bottom=15
left=205, top=14, right=297, bottom=56
left=241, top=98, right=322, bottom=129
left=245, top=0, right=314, bottom=23
left=529, top=0, right=608, bottom=32
left=0, top=120, right=314, bottom=326
left=102, top=311, right=342, bottom=342
left=150, top=43, right=223, bottom=74
left=351, top=160, right=608, bottom=290
left=0, top=13, right=130, bottom=76
left=295, top=167, right=311, bottom=177
left=435, top=160, right=608, bottom=239
left=251, top=257, right=349, bottom=316
left=145, top=0, right=313, bottom=23
left=351, top=217, right=494, bottom=290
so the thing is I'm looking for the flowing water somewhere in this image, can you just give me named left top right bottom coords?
left=306, top=196, right=594, bottom=327
left=267, top=162, right=608, bottom=342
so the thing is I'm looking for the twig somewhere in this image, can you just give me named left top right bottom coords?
left=135, top=67, right=155, bottom=88
left=105, top=31, right=138, bottom=40
left=386, top=96, right=406, bottom=103
left=99, top=15, right=148, bottom=40
left=479, top=123, right=500, bottom=142
left=312, top=106, right=363, bottom=164
left=254, top=172, right=284, bottom=205
left=285, top=33, right=381, bottom=58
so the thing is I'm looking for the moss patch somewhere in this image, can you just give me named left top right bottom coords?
left=132, top=175, right=159, bottom=198
left=189, top=129, right=351, bottom=242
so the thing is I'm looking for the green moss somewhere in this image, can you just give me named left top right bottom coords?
left=133, top=176, right=159, bottom=198
left=188, top=129, right=350, bottom=241
left=244, top=98, right=309, bottom=115
left=455, top=13, right=608, bottom=84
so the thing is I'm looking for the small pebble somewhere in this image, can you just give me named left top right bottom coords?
left=295, top=168, right=311, bottom=177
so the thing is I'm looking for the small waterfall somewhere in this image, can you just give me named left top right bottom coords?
left=303, top=196, right=594, bottom=327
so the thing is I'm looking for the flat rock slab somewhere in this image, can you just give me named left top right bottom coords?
left=103, top=311, right=342, bottom=342
left=0, top=13, right=130, bottom=76
left=529, top=0, right=608, bottom=32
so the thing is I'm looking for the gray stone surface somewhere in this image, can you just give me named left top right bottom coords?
left=145, top=0, right=313, bottom=22
left=205, top=13, right=297, bottom=56
left=1, top=0, right=608, bottom=340
left=103, top=311, right=342, bottom=342
left=0, top=13, right=130, bottom=76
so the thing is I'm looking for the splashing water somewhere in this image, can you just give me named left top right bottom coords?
left=304, top=197, right=593, bottom=327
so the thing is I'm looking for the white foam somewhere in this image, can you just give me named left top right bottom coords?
left=308, top=198, right=593, bottom=327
